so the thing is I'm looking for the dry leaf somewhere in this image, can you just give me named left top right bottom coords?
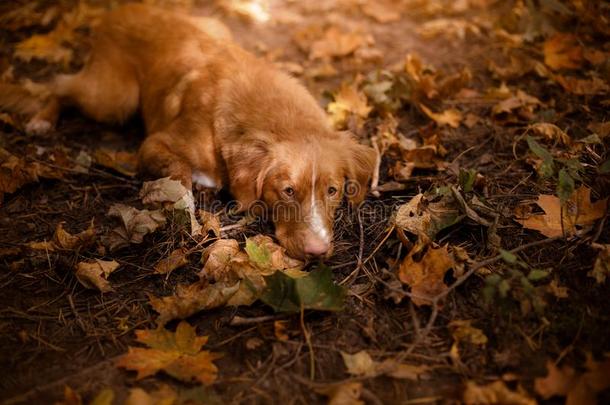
left=543, top=34, right=583, bottom=70
left=309, top=27, right=369, bottom=60
left=341, top=351, right=376, bottom=376
left=93, top=149, right=137, bottom=177
left=554, top=75, right=609, bottom=96
left=492, top=89, right=541, bottom=116
left=418, top=18, right=481, bottom=40
left=393, top=192, right=463, bottom=240
left=515, top=186, right=608, bottom=238
left=104, top=204, right=166, bottom=250
left=361, top=2, right=400, bottom=23
left=116, top=321, right=221, bottom=385
left=327, top=81, right=372, bottom=129
left=274, top=320, right=289, bottom=341
left=420, top=104, right=462, bottom=128
left=399, top=241, right=456, bottom=306
left=154, top=248, right=189, bottom=275
left=75, top=259, right=120, bottom=293
left=124, top=385, right=178, bottom=405
left=316, top=382, right=364, bottom=405
left=528, top=123, right=572, bottom=146
left=28, top=220, right=96, bottom=252
left=0, top=148, right=41, bottom=199
left=589, top=245, right=610, bottom=284
left=463, top=380, right=536, bottom=405
left=198, top=209, right=221, bottom=236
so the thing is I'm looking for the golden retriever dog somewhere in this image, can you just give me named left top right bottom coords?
left=0, top=4, right=376, bottom=259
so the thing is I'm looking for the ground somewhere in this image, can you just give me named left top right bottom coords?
left=0, top=0, right=609, bottom=404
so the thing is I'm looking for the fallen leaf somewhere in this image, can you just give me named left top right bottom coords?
left=341, top=351, right=376, bottom=376
left=378, top=360, right=430, bottom=380
left=420, top=104, right=462, bottom=128
left=260, top=265, right=345, bottom=313
left=0, top=148, right=41, bottom=200
left=125, top=386, right=178, bottom=405
left=315, top=382, right=364, bottom=405
left=463, top=380, right=536, bottom=405
left=589, top=244, right=610, bottom=284
left=515, top=186, right=608, bottom=238
left=327, top=81, right=372, bottom=129
left=27, top=220, right=96, bottom=252
left=154, top=248, right=189, bottom=275
left=245, top=235, right=303, bottom=272
left=89, top=389, right=114, bottom=405
left=393, top=191, right=464, bottom=240
left=492, top=89, right=542, bottom=116
left=528, top=123, right=572, bottom=146
left=398, top=241, right=456, bottom=306
left=418, top=18, right=481, bottom=40
left=116, top=321, right=221, bottom=385
left=93, top=149, right=138, bottom=177
left=104, top=204, right=166, bottom=250
left=273, top=320, right=289, bottom=341
left=554, top=75, right=609, bottom=96
left=587, top=122, right=610, bottom=139
left=75, top=259, right=120, bottom=293
left=543, top=33, right=583, bottom=70
left=361, top=2, right=400, bottom=23
left=55, top=386, right=82, bottom=405
left=198, top=209, right=221, bottom=236
left=309, top=27, right=369, bottom=60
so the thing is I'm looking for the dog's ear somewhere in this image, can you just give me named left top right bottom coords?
left=339, top=132, right=377, bottom=205
left=223, top=137, right=273, bottom=211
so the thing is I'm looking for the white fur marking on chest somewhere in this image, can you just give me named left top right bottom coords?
left=192, top=171, right=217, bottom=188
left=309, top=164, right=331, bottom=243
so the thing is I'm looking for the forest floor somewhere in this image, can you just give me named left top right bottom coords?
left=0, top=0, right=609, bottom=404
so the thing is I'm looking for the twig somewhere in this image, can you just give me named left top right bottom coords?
left=301, top=305, right=315, bottom=380
left=229, top=315, right=285, bottom=326
left=340, top=209, right=365, bottom=286
left=370, top=142, right=381, bottom=198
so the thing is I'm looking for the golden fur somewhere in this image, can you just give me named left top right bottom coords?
left=0, top=4, right=376, bottom=259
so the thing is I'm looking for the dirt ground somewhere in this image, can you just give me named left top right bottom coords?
left=1, top=0, right=609, bottom=404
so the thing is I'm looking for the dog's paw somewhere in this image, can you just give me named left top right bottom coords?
left=25, top=117, right=53, bottom=135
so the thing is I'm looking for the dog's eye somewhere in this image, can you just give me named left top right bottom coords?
left=328, top=186, right=337, bottom=196
left=283, top=187, right=295, bottom=197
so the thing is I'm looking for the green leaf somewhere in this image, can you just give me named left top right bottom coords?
left=520, top=277, right=535, bottom=294
left=90, top=388, right=115, bottom=405
left=260, top=265, right=346, bottom=313
left=500, top=249, right=518, bottom=264
left=498, top=280, right=511, bottom=298
left=600, top=158, right=610, bottom=174
left=245, top=238, right=272, bottom=269
left=528, top=269, right=550, bottom=281
left=485, top=274, right=502, bottom=286
left=526, top=135, right=555, bottom=177
left=557, top=168, right=575, bottom=203
left=459, top=168, right=477, bottom=193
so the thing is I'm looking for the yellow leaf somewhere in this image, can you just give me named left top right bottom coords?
left=543, top=34, right=583, bottom=70
left=420, top=104, right=462, bottom=128
left=341, top=351, right=376, bottom=376
left=116, top=321, right=221, bottom=385
left=327, top=82, right=372, bottom=129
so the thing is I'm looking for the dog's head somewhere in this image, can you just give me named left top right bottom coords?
left=225, top=132, right=376, bottom=260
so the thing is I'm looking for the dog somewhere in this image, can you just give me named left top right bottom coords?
left=0, top=4, right=376, bottom=259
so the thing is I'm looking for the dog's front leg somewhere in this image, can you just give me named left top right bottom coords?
left=138, top=132, right=193, bottom=189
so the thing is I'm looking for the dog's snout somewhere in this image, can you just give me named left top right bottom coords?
left=303, top=235, right=330, bottom=256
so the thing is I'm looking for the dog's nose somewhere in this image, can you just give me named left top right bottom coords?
left=303, top=236, right=330, bottom=256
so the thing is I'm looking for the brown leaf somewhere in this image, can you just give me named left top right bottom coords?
left=554, top=75, right=609, bottom=96
left=515, top=186, right=608, bottom=238
left=198, top=209, right=221, bottom=236
left=528, top=123, right=572, bottom=146
left=116, top=321, right=221, bottom=385
left=589, top=244, right=610, bottom=284
left=28, top=220, right=96, bottom=252
left=398, top=241, right=456, bottom=306
left=341, top=351, right=377, bottom=376
left=0, top=148, right=40, bottom=199
left=154, top=248, right=189, bottom=275
left=309, top=27, right=370, bottom=60
left=420, top=104, right=462, bottom=128
left=463, top=380, right=536, bottom=405
left=104, top=204, right=166, bottom=250
left=492, top=90, right=542, bottom=116
left=93, top=149, right=137, bottom=177
left=543, top=34, right=583, bottom=70
left=75, top=259, right=120, bottom=293
left=393, top=192, right=463, bottom=240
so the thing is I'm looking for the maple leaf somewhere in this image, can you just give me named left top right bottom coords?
left=116, top=321, right=221, bottom=385
left=543, top=33, right=583, bottom=70
left=309, top=27, right=369, bottom=60
left=28, top=220, right=96, bottom=252
left=528, top=123, right=572, bottom=146
left=515, top=186, right=608, bottom=238
left=0, top=148, right=41, bottom=200
left=463, top=380, right=536, bottom=405
left=492, top=89, right=542, bottom=116
left=103, top=204, right=166, bottom=251
left=93, top=149, right=137, bottom=177
left=75, top=259, right=120, bottom=293
left=398, top=241, right=457, bottom=306
left=245, top=234, right=303, bottom=272
left=154, top=247, right=189, bottom=275
left=327, top=82, right=372, bottom=130
left=420, top=104, right=462, bottom=128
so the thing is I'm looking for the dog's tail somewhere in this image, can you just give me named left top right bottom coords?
left=0, top=82, right=46, bottom=116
